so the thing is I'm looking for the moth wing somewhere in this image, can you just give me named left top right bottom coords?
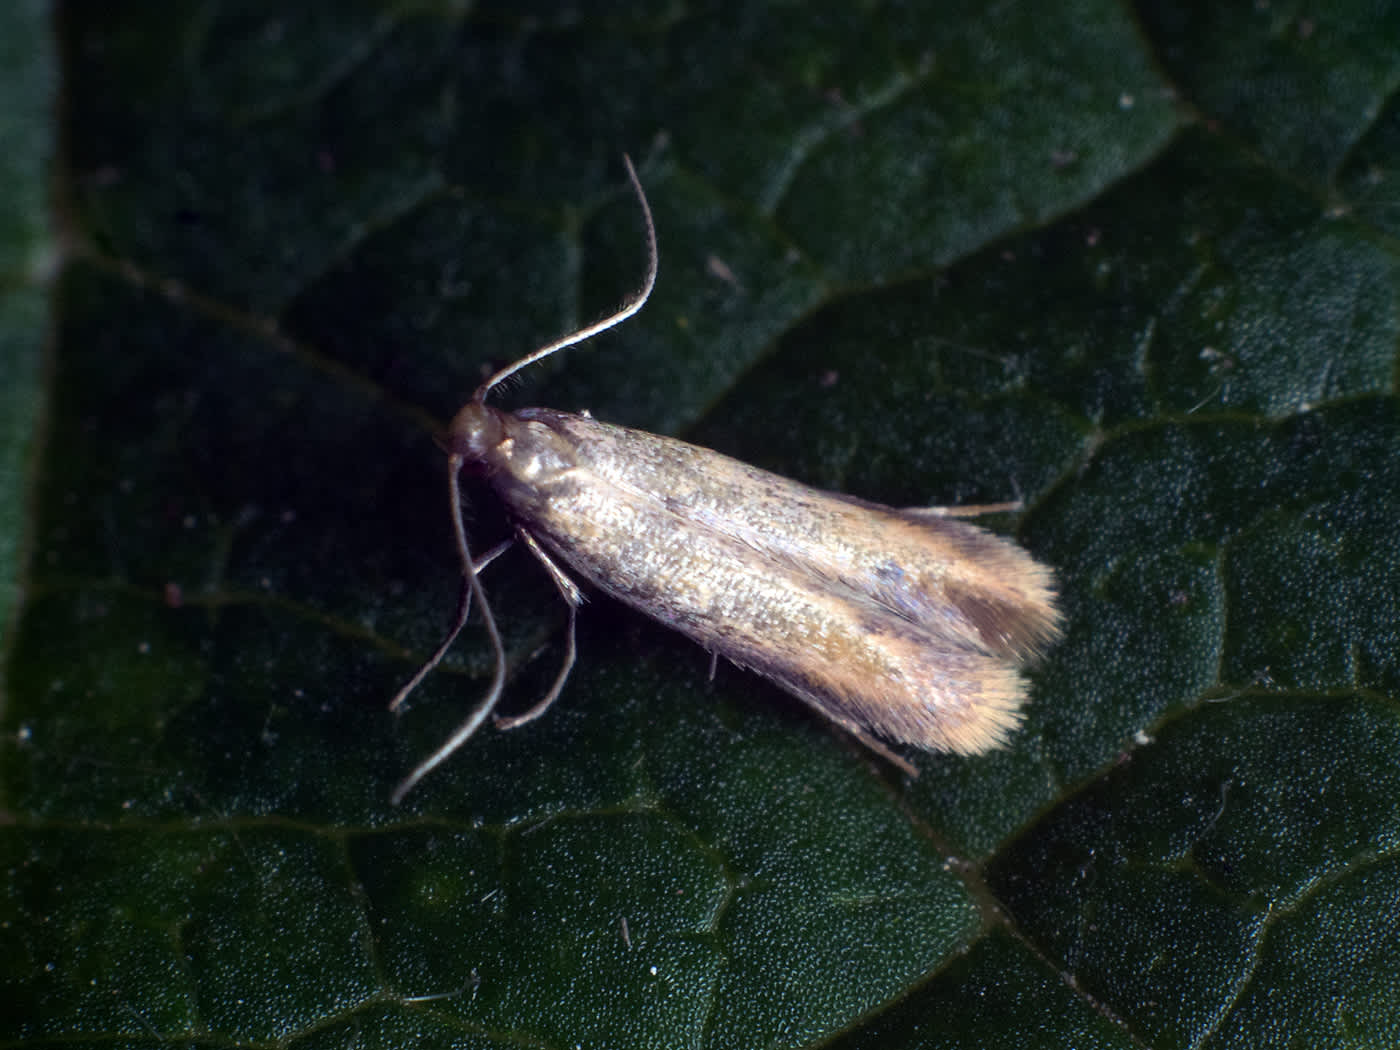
left=875, top=508, right=1062, bottom=662
left=745, top=630, right=1029, bottom=760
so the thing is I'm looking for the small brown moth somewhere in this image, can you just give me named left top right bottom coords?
left=389, top=157, right=1062, bottom=803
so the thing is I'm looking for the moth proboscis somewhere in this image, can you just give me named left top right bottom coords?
left=388, top=156, right=1062, bottom=803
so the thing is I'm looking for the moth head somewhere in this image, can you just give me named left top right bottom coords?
left=444, top=399, right=506, bottom=468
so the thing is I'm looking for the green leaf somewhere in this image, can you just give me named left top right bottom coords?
left=6, top=2, right=1400, bottom=1048
left=0, top=0, right=52, bottom=656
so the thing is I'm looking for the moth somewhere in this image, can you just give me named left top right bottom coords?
left=389, top=157, right=1062, bottom=802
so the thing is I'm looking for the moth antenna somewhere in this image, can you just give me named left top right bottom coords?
left=392, top=156, right=655, bottom=802
left=473, top=154, right=658, bottom=402
left=390, top=457, right=510, bottom=805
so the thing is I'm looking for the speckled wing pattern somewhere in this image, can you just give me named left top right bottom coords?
left=488, top=409, right=1062, bottom=761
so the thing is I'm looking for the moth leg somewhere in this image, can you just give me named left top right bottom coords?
left=834, top=722, right=920, bottom=778
left=390, top=514, right=514, bottom=807
left=778, top=684, right=921, bottom=777
left=493, top=530, right=583, bottom=731
left=388, top=538, right=514, bottom=714
left=903, top=501, right=1023, bottom=519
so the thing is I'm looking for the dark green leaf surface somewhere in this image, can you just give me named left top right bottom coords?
left=5, top=2, right=1400, bottom=1048
left=0, top=0, right=52, bottom=655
